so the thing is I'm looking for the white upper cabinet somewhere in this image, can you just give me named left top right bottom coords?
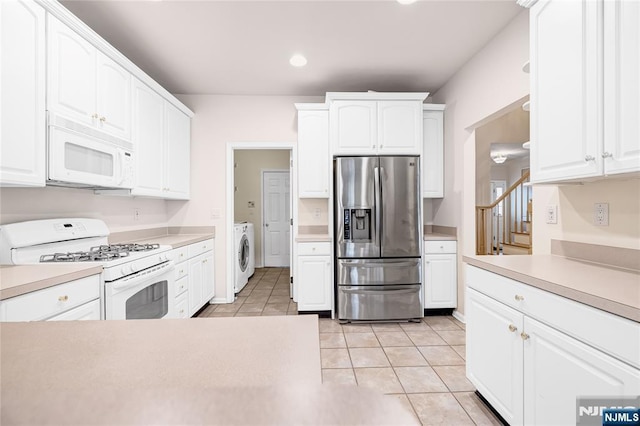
left=0, top=0, right=46, bottom=187
left=131, top=78, right=190, bottom=200
left=164, top=102, right=191, bottom=199
left=330, top=101, right=377, bottom=155
left=329, top=93, right=427, bottom=156
left=296, top=105, right=330, bottom=198
left=530, top=0, right=640, bottom=183
left=377, top=101, right=423, bottom=154
left=603, top=0, right=640, bottom=175
left=47, top=15, right=131, bottom=141
left=422, top=105, right=445, bottom=198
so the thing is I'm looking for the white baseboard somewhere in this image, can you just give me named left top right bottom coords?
left=452, top=309, right=466, bottom=324
left=209, top=296, right=232, bottom=304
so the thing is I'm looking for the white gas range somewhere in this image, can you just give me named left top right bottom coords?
left=0, top=218, right=176, bottom=320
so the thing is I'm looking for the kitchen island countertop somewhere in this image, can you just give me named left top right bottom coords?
left=0, top=315, right=417, bottom=425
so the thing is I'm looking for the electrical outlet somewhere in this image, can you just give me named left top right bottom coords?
left=133, top=208, right=140, bottom=221
left=248, top=201, right=255, bottom=208
left=210, top=209, right=221, bottom=220
left=594, top=203, right=609, bottom=226
left=546, top=205, right=557, bottom=224
left=313, top=208, right=321, bottom=218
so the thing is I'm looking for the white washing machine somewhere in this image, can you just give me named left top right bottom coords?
left=233, top=223, right=249, bottom=293
left=246, top=223, right=255, bottom=278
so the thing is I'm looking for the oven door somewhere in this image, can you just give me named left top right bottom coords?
left=105, top=261, right=176, bottom=320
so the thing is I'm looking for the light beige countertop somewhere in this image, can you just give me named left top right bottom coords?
left=296, top=234, right=332, bottom=242
left=464, top=255, right=640, bottom=322
left=0, top=315, right=415, bottom=425
left=0, top=264, right=102, bottom=301
left=424, top=232, right=457, bottom=241
left=132, top=233, right=214, bottom=248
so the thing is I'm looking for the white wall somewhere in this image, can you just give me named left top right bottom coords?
left=0, top=186, right=168, bottom=232
left=234, top=149, right=290, bottom=267
left=166, top=94, right=323, bottom=302
left=430, top=10, right=530, bottom=316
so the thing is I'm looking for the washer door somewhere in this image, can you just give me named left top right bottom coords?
left=238, top=234, right=249, bottom=272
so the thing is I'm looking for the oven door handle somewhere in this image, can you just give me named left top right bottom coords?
left=112, top=261, right=174, bottom=290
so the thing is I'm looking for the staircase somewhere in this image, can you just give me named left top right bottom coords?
left=476, top=171, right=532, bottom=255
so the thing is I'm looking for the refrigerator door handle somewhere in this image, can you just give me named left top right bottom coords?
left=341, top=260, right=420, bottom=268
left=374, top=166, right=381, bottom=250
left=341, top=288, right=419, bottom=296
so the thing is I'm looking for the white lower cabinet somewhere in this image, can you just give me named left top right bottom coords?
left=170, top=239, right=214, bottom=317
left=296, top=242, right=332, bottom=311
left=423, top=241, right=457, bottom=309
left=0, top=274, right=101, bottom=322
left=466, top=265, right=640, bottom=425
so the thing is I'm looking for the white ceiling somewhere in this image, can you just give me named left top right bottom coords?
left=61, top=0, right=523, bottom=96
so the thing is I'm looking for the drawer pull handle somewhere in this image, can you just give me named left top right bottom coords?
left=520, top=332, right=530, bottom=341
left=508, top=324, right=517, bottom=333
left=58, top=295, right=69, bottom=302
left=179, top=269, right=184, bottom=274
left=514, top=295, right=524, bottom=301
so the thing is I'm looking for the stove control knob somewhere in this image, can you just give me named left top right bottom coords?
left=129, top=264, right=136, bottom=273
left=121, top=266, right=129, bottom=275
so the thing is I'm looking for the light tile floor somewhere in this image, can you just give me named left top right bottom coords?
left=197, top=267, right=503, bottom=425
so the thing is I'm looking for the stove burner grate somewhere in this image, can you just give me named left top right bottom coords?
left=39, top=243, right=160, bottom=263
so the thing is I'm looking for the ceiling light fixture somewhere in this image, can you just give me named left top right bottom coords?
left=492, top=154, right=507, bottom=164
left=289, top=54, right=307, bottom=67
left=397, top=0, right=418, bottom=4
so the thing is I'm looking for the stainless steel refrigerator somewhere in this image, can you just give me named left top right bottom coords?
left=334, top=156, right=422, bottom=321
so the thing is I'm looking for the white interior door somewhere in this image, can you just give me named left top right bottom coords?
left=263, top=171, right=290, bottom=267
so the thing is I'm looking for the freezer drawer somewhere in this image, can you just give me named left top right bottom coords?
left=337, top=285, right=422, bottom=321
left=336, top=258, right=421, bottom=286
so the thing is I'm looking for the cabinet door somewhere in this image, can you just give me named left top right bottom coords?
left=467, top=288, right=524, bottom=426
left=422, top=110, right=444, bottom=198
left=603, top=0, right=640, bottom=175
left=424, top=253, right=456, bottom=309
left=202, top=251, right=215, bottom=302
left=175, top=291, right=189, bottom=319
left=297, top=255, right=331, bottom=311
left=0, top=0, right=45, bottom=187
left=377, top=101, right=422, bottom=155
left=530, top=0, right=602, bottom=182
left=298, top=109, right=329, bottom=197
left=47, top=15, right=96, bottom=127
left=330, top=101, right=377, bottom=155
left=188, top=254, right=204, bottom=316
left=523, top=316, right=640, bottom=426
left=96, top=51, right=131, bottom=141
left=46, top=299, right=100, bottom=321
left=164, top=102, right=191, bottom=199
left=131, top=78, right=164, bottom=196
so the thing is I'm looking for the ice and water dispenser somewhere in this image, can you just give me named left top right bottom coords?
left=343, top=208, right=372, bottom=242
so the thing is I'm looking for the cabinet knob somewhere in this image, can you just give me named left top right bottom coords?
left=372, top=145, right=376, bottom=149
left=584, top=155, right=596, bottom=162
left=602, top=151, right=612, bottom=158
left=99, top=116, right=106, bottom=122
left=380, top=144, right=383, bottom=148
left=179, top=309, right=184, bottom=314
left=508, top=324, right=518, bottom=332
left=58, top=295, right=69, bottom=302
left=514, top=295, right=524, bottom=302
left=91, top=113, right=99, bottom=119
left=520, top=332, right=530, bottom=340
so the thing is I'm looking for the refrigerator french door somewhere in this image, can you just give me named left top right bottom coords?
left=334, top=156, right=422, bottom=321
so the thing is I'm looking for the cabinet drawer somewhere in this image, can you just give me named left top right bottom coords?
left=175, top=291, right=189, bottom=319
left=0, top=274, right=100, bottom=322
left=172, top=246, right=189, bottom=264
left=187, top=239, right=214, bottom=258
left=175, top=275, right=188, bottom=296
left=175, top=261, right=188, bottom=280
left=424, top=240, right=457, bottom=254
left=46, top=299, right=101, bottom=321
left=297, top=242, right=331, bottom=256
left=466, top=265, right=640, bottom=369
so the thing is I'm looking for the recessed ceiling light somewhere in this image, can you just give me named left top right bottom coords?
left=492, top=154, right=508, bottom=164
left=289, top=54, right=307, bottom=67
left=397, top=0, right=418, bottom=4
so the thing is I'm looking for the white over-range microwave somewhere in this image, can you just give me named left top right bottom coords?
left=47, top=114, right=135, bottom=189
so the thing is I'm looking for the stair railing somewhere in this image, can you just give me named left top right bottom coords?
left=476, top=171, right=532, bottom=255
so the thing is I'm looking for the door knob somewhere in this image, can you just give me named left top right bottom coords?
left=265, top=223, right=269, bottom=227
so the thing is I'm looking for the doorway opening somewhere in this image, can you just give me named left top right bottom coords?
left=226, top=142, right=295, bottom=304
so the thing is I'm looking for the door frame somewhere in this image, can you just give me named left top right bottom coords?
left=224, top=141, right=296, bottom=304
left=261, top=169, right=291, bottom=268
